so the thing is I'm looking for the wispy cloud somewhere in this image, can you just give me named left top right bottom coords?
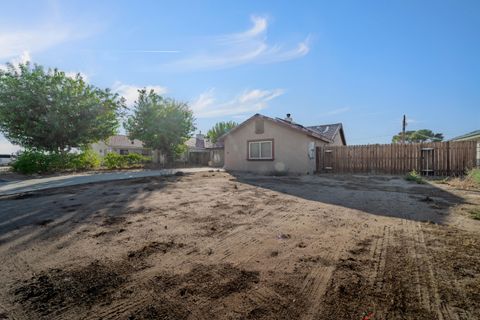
left=0, top=51, right=31, bottom=71
left=191, top=87, right=285, bottom=118
left=165, top=15, right=311, bottom=71
left=65, top=71, right=89, bottom=82
left=0, top=27, right=70, bottom=60
left=322, top=107, right=351, bottom=116
left=1, top=51, right=90, bottom=82
left=112, top=81, right=168, bottom=106
left=116, top=50, right=180, bottom=53
left=0, top=1, right=101, bottom=61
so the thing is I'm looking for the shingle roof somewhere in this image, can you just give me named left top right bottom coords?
left=307, top=123, right=343, bottom=142
left=185, top=136, right=224, bottom=150
left=106, top=135, right=145, bottom=148
left=218, top=114, right=346, bottom=145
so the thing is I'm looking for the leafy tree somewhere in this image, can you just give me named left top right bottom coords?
left=392, top=129, right=444, bottom=143
left=206, top=121, right=238, bottom=142
left=0, top=63, right=125, bottom=152
left=124, top=89, right=195, bottom=157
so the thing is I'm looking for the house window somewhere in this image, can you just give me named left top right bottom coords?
left=119, top=149, right=129, bottom=155
left=248, top=140, right=273, bottom=160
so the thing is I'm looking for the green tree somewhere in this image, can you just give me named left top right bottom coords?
left=124, top=89, right=195, bottom=157
left=0, top=63, right=125, bottom=152
left=392, top=129, right=444, bottom=143
left=206, top=121, right=238, bottom=142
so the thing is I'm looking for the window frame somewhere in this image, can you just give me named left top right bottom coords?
left=247, top=139, right=274, bottom=161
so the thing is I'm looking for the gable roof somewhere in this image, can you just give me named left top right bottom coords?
left=219, top=113, right=345, bottom=144
left=450, top=130, right=480, bottom=141
left=185, top=136, right=224, bottom=150
left=106, top=135, right=145, bottom=148
left=307, top=123, right=346, bottom=145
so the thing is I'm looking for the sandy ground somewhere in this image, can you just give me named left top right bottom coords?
left=0, top=172, right=479, bottom=319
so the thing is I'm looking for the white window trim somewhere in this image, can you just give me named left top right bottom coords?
left=248, top=140, right=273, bottom=160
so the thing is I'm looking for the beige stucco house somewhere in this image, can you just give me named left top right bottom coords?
left=181, top=133, right=224, bottom=167
left=220, top=113, right=346, bottom=175
left=91, top=134, right=224, bottom=166
left=91, top=135, right=151, bottom=157
left=451, top=130, right=480, bottom=167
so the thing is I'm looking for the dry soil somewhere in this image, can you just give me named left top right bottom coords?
left=0, top=172, right=479, bottom=319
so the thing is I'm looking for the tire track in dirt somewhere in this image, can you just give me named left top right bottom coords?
left=368, top=225, right=391, bottom=292
left=402, top=219, right=432, bottom=314
left=300, top=245, right=345, bottom=320
left=404, top=220, right=455, bottom=320
left=82, top=293, right=149, bottom=320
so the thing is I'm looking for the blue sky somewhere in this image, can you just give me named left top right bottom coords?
left=1, top=0, right=479, bottom=153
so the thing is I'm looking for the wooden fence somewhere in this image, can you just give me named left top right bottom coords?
left=316, top=141, right=477, bottom=176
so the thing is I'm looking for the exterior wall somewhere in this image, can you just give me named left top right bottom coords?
left=91, top=141, right=151, bottom=157
left=209, top=149, right=224, bottom=167
left=452, top=136, right=480, bottom=167
left=331, top=131, right=345, bottom=146
left=224, top=119, right=327, bottom=175
left=90, top=141, right=110, bottom=156
left=0, top=155, right=13, bottom=166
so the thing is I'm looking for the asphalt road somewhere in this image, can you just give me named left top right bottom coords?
left=0, top=167, right=219, bottom=195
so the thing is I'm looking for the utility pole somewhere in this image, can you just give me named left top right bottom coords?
left=402, top=115, right=407, bottom=144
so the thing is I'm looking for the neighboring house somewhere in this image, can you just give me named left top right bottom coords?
left=91, top=135, right=151, bottom=157
left=184, top=133, right=224, bottom=167
left=220, top=113, right=346, bottom=175
left=451, top=130, right=480, bottom=166
left=0, top=154, right=14, bottom=166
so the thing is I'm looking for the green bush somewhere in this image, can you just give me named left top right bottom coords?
left=103, top=152, right=127, bottom=169
left=469, top=207, right=480, bottom=220
left=405, top=170, right=425, bottom=184
left=466, top=168, right=480, bottom=186
left=11, top=150, right=50, bottom=174
left=103, top=152, right=150, bottom=169
left=71, top=149, right=102, bottom=170
left=11, top=150, right=101, bottom=174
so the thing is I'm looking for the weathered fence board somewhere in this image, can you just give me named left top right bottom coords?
left=316, top=141, right=477, bottom=176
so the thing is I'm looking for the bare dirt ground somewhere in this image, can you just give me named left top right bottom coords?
left=0, top=172, right=479, bottom=320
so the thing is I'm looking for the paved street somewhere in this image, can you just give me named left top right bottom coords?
left=0, top=168, right=219, bottom=195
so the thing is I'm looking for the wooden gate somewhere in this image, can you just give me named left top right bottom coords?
left=316, top=141, right=477, bottom=176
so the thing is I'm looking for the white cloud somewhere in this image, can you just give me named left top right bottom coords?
left=166, top=15, right=311, bottom=71
left=1, top=52, right=90, bottom=83
left=191, top=88, right=285, bottom=118
left=322, top=107, right=350, bottom=116
left=112, top=81, right=168, bottom=106
left=65, top=71, right=89, bottom=82
left=0, top=1, right=101, bottom=61
left=0, top=27, right=72, bottom=60
left=0, top=51, right=31, bottom=71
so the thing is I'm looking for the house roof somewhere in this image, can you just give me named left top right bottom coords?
left=450, top=130, right=480, bottom=141
left=106, top=135, right=145, bottom=148
left=185, top=136, right=224, bottom=150
left=307, top=123, right=346, bottom=145
left=219, top=113, right=345, bottom=144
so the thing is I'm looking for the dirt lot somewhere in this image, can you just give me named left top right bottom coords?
left=0, top=172, right=479, bottom=319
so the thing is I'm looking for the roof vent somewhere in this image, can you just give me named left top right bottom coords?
left=285, top=113, right=293, bottom=123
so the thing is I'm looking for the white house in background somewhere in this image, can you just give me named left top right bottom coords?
left=90, top=135, right=151, bottom=157
left=0, top=154, right=14, bottom=166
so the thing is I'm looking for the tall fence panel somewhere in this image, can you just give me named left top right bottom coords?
left=316, top=141, right=477, bottom=176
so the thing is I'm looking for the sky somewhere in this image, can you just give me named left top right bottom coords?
left=0, top=0, right=479, bottom=153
